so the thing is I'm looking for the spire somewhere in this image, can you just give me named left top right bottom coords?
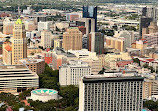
left=16, top=18, right=22, bottom=25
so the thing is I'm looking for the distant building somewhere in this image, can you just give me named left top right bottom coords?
left=52, top=48, right=77, bottom=70
left=66, top=13, right=80, bottom=21
left=41, top=30, right=52, bottom=49
left=68, top=49, right=102, bottom=75
left=54, top=39, right=62, bottom=49
left=23, top=7, right=34, bottom=15
left=105, top=36, right=124, bottom=52
left=38, top=21, right=50, bottom=31
left=0, top=65, right=38, bottom=94
left=24, top=21, right=36, bottom=31
left=76, top=18, right=95, bottom=35
left=79, top=75, right=144, bottom=111
left=3, top=18, right=14, bottom=35
left=104, top=52, right=132, bottom=69
left=78, top=26, right=86, bottom=35
left=20, top=58, right=45, bottom=75
left=88, top=32, right=104, bottom=54
left=139, top=7, right=157, bottom=37
left=59, top=60, right=91, bottom=86
left=142, top=22, right=158, bottom=38
left=62, top=27, right=82, bottom=51
left=144, top=33, right=158, bottom=46
left=83, top=6, right=97, bottom=32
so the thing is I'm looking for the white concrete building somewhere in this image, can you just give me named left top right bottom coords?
left=59, top=60, right=91, bottom=86
left=30, top=89, right=58, bottom=102
left=38, top=21, right=50, bottom=31
left=68, top=49, right=102, bottom=74
left=0, top=65, right=39, bottom=94
left=41, top=30, right=52, bottom=49
left=79, top=75, right=144, bottom=111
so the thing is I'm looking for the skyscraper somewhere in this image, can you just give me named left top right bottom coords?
left=79, top=75, right=144, bottom=111
left=139, top=7, right=157, bottom=37
left=12, top=19, right=27, bottom=65
left=62, top=27, right=82, bottom=50
left=83, top=6, right=97, bottom=32
left=88, top=32, right=104, bottom=54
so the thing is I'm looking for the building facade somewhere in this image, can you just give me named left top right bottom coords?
left=79, top=75, right=144, bottom=111
left=20, top=58, right=45, bottom=75
left=62, top=27, right=82, bottom=50
left=12, top=19, right=27, bottom=65
left=59, top=60, right=91, bottom=86
left=88, top=32, right=104, bottom=54
left=41, top=30, right=52, bottom=49
left=0, top=65, right=39, bottom=94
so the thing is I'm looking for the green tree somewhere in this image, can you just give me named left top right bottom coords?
left=143, top=64, right=149, bottom=68
left=60, top=85, right=79, bottom=106
left=64, top=106, right=76, bottom=111
left=143, top=100, right=157, bottom=110
left=133, top=58, right=140, bottom=66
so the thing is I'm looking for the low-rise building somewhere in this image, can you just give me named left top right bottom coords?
left=20, top=58, right=45, bottom=75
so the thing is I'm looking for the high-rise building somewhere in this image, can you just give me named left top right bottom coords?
left=79, top=75, right=144, bottom=111
left=88, top=32, right=104, bottom=54
left=59, top=60, right=91, bottom=86
left=12, top=19, right=27, bottom=65
left=62, top=27, right=82, bottom=51
left=41, top=30, right=52, bottom=49
left=139, top=7, right=157, bottom=37
left=76, top=18, right=95, bottom=35
left=83, top=6, right=97, bottom=32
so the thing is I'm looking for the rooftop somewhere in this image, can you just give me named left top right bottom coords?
left=82, top=75, right=144, bottom=83
left=31, top=89, right=58, bottom=96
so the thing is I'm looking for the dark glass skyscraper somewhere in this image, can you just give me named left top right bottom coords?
left=139, top=7, right=157, bottom=37
left=83, top=6, right=97, bottom=32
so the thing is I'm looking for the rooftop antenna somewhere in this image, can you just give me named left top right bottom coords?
left=17, top=6, right=21, bottom=18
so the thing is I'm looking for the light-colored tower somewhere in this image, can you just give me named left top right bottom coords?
left=63, top=27, right=82, bottom=50
left=41, top=30, right=52, bottom=49
left=12, top=19, right=27, bottom=65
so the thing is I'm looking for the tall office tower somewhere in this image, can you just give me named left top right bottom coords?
left=12, top=19, right=27, bottom=65
left=76, top=18, right=95, bottom=35
left=139, top=7, right=157, bottom=37
left=59, top=60, right=91, bottom=86
left=63, top=27, right=82, bottom=51
left=79, top=75, right=144, bottom=111
left=88, top=32, right=104, bottom=54
left=83, top=6, right=97, bottom=32
left=41, top=30, right=52, bottom=49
